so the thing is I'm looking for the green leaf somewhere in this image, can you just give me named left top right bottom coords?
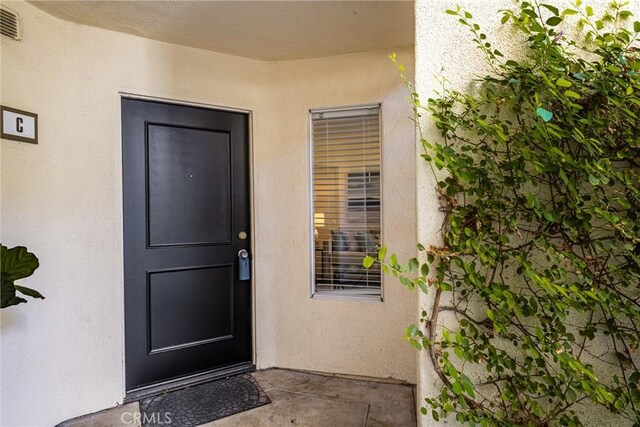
left=586, top=6, right=593, bottom=17
left=589, top=174, right=600, bottom=185
left=408, top=258, right=419, bottom=273
left=417, top=280, right=429, bottom=294
left=363, top=256, right=375, bottom=269
left=546, top=16, right=562, bottom=26
left=1, top=278, right=20, bottom=308
left=407, top=324, right=418, bottom=336
left=452, top=382, right=463, bottom=395
left=556, top=78, right=573, bottom=88
left=421, top=263, right=430, bottom=277
left=14, top=285, right=45, bottom=300
left=541, top=4, right=559, bottom=15
left=0, top=245, right=43, bottom=308
left=559, top=168, right=569, bottom=185
left=377, top=246, right=387, bottom=261
left=564, top=90, right=581, bottom=99
left=399, top=276, right=414, bottom=289
left=462, top=380, right=476, bottom=398
left=536, top=107, right=553, bottom=122
left=1, top=245, right=39, bottom=281
left=410, top=338, right=422, bottom=350
left=634, top=21, right=640, bottom=33
left=0, top=293, right=27, bottom=309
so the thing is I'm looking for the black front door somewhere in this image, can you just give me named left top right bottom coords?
left=122, top=98, right=252, bottom=392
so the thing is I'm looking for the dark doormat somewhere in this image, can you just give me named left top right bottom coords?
left=139, top=373, right=270, bottom=427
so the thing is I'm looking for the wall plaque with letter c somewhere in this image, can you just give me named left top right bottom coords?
left=1, top=105, right=38, bottom=144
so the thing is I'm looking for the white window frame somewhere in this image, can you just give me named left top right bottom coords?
left=308, top=104, right=384, bottom=302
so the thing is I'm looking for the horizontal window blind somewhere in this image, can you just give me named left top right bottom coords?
left=311, top=106, right=382, bottom=298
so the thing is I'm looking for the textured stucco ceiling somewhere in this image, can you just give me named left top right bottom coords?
left=29, top=1, right=414, bottom=61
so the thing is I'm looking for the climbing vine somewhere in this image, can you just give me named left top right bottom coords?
left=366, top=1, right=640, bottom=425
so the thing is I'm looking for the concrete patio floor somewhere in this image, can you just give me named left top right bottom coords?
left=60, top=368, right=416, bottom=427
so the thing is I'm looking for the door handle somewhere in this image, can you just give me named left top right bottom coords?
left=238, top=249, right=250, bottom=281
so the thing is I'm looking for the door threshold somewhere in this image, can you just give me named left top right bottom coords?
left=124, top=362, right=255, bottom=403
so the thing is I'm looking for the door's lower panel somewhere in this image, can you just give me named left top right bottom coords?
left=147, top=265, right=234, bottom=354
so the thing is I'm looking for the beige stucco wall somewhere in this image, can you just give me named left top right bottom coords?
left=0, top=1, right=416, bottom=425
left=414, top=3, right=506, bottom=423
left=414, top=1, right=640, bottom=426
left=255, top=49, right=417, bottom=380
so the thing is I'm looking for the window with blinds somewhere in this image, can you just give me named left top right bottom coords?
left=310, top=105, right=382, bottom=299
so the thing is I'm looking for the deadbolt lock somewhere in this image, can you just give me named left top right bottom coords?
left=238, top=231, right=248, bottom=240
